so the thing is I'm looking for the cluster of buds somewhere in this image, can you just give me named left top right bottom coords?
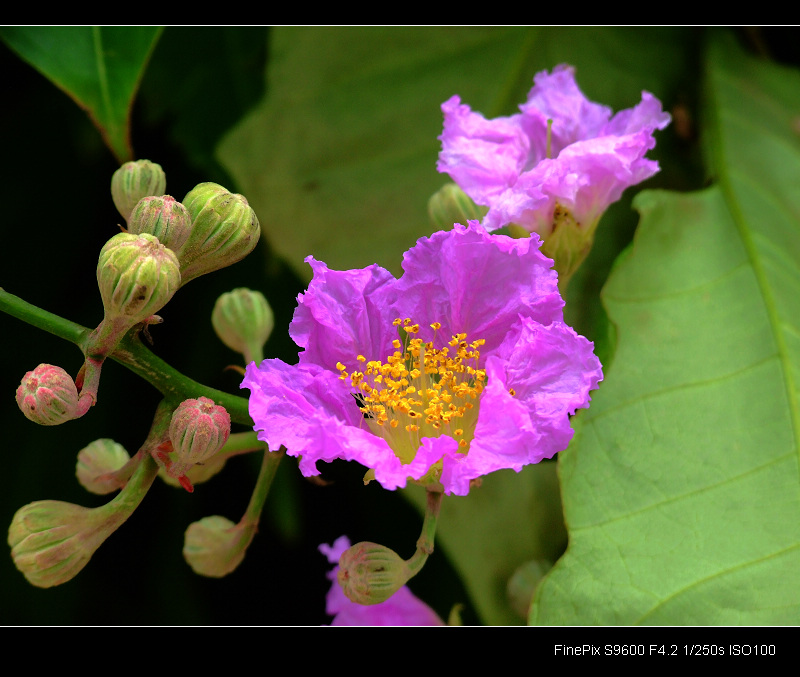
left=9, top=159, right=270, bottom=591
left=15, top=160, right=263, bottom=427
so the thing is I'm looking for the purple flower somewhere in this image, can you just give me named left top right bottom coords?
left=242, top=222, right=602, bottom=496
left=437, top=65, right=670, bottom=281
left=319, top=536, right=444, bottom=626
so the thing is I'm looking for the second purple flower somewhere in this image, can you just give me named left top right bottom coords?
left=437, top=64, right=671, bottom=284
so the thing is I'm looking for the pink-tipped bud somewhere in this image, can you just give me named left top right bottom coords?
left=127, top=195, right=192, bottom=253
left=15, top=364, right=79, bottom=426
left=168, top=397, right=231, bottom=477
left=337, top=541, right=412, bottom=605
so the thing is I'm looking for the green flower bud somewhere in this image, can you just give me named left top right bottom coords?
left=127, top=195, right=192, bottom=253
left=428, top=182, right=487, bottom=230
left=76, top=439, right=131, bottom=495
left=8, top=500, right=113, bottom=588
left=177, top=183, right=261, bottom=285
left=506, top=558, right=552, bottom=620
left=15, top=364, right=79, bottom=426
left=97, top=232, right=181, bottom=329
left=167, top=397, right=231, bottom=478
left=111, top=160, right=167, bottom=224
left=183, top=515, right=255, bottom=578
left=337, top=541, right=413, bottom=605
left=212, top=288, right=274, bottom=364
left=182, top=181, right=230, bottom=218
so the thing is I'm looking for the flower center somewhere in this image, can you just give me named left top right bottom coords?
left=336, top=318, right=487, bottom=464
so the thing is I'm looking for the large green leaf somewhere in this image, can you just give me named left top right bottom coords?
left=0, top=26, right=162, bottom=163
left=532, top=34, right=800, bottom=625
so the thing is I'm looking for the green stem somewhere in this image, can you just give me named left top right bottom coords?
left=406, top=489, right=443, bottom=577
left=0, top=287, right=88, bottom=344
left=242, top=447, right=285, bottom=525
left=0, top=287, right=253, bottom=426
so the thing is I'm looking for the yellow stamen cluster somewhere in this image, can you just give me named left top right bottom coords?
left=336, top=318, right=487, bottom=460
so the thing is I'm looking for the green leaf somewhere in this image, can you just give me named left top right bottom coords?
left=0, top=26, right=162, bottom=163
left=217, top=26, right=692, bottom=280
left=532, top=34, right=800, bottom=625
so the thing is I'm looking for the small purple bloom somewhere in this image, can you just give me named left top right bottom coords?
left=242, top=222, right=602, bottom=496
left=319, top=536, right=444, bottom=626
left=437, top=65, right=670, bottom=281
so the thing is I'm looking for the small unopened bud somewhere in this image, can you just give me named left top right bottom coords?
left=183, top=515, right=254, bottom=577
left=127, top=195, right=192, bottom=253
left=8, top=500, right=111, bottom=588
left=76, top=439, right=131, bottom=495
left=507, top=558, right=552, bottom=620
left=337, top=541, right=412, bottom=605
left=97, top=232, right=181, bottom=329
left=177, top=182, right=261, bottom=285
left=428, top=182, right=487, bottom=231
left=15, top=364, right=79, bottom=425
left=111, top=160, right=167, bottom=223
left=168, top=397, right=231, bottom=477
left=212, top=288, right=274, bottom=363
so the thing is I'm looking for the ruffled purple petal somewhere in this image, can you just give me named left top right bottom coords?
left=393, top=222, right=564, bottom=354
left=519, top=64, right=612, bottom=153
left=291, top=257, right=398, bottom=371
left=603, top=91, right=672, bottom=136
left=242, top=359, right=392, bottom=478
left=483, top=129, right=663, bottom=234
left=437, top=95, right=531, bottom=204
left=440, top=318, right=603, bottom=495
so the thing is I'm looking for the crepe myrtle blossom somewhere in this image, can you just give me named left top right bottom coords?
left=319, top=536, right=444, bottom=626
left=242, top=222, right=602, bottom=496
left=437, top=64, right=670, bottom=282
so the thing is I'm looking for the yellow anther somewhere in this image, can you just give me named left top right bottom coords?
left=430, top=322, right=442, bottom=331
left=357, top=355, right=366, bottom=362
